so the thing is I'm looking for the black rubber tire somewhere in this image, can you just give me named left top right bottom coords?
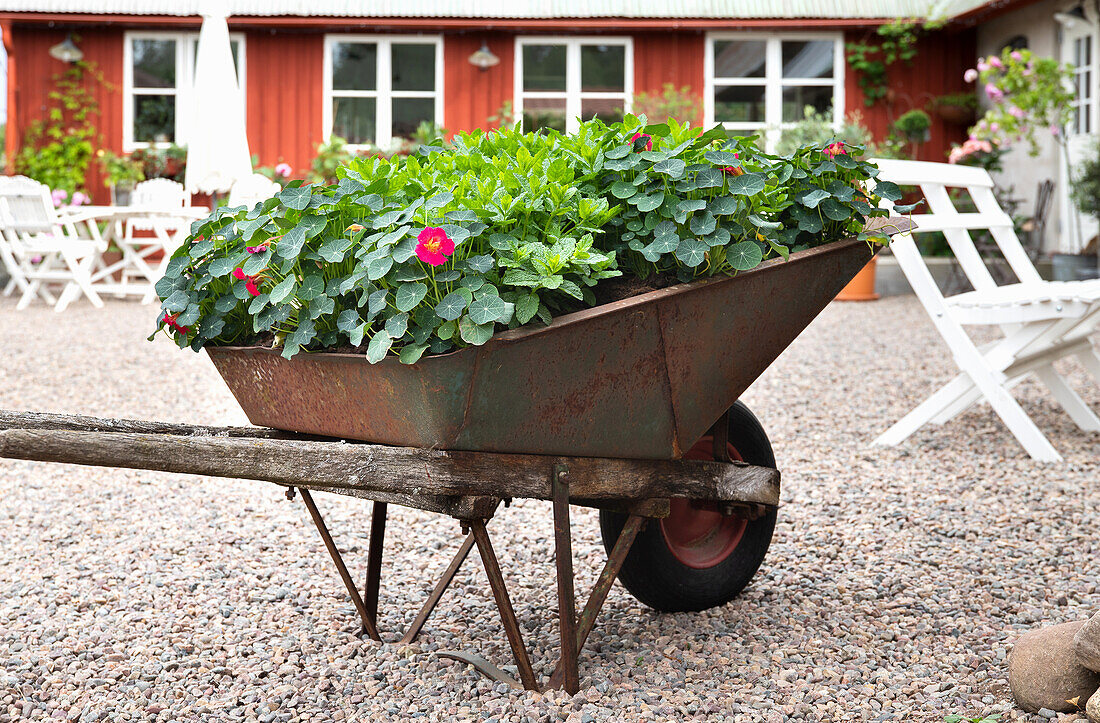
left=599, top=401, right=777, bottom=613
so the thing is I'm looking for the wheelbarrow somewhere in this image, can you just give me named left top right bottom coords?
left=0, top=224, right=909, bottom=693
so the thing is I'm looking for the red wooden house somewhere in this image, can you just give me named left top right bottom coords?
left=0, top=1, right=1011, bottom=201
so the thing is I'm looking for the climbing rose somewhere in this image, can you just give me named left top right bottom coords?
left=274, top=162, right=292, bottom=178
left=415, top=227, right=455, bottom=267
left=630, top=132, right=653, bottom=151
left=985, top=83, right=1004, bottom=101
left=823, top=142, right=847, bottom=158
left=964, top=68, right=978, bottom=83
left=988, top=55, right=1004, bottom=69
left=232, top=267, right=261, bottom=296
left=1010, top=50, right=1023, bottom=62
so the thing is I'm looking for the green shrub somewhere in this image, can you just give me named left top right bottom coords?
left=153, top=117, right=903, bottom=363
left=1072, top=140, right=1100, bottom=219
left=774, top=106, right=873, bottom=156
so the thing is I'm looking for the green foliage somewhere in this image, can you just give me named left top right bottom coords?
left=153, top=116, right=900, bottom=363
left=130, top=144, right=187, bottom=182
left=893, top=110, right=931, bottom=142
left=487, top=100, right=518, bottom=129
left=310, top=135, right=354, bottom=184
left=14, top=61, right=103, bottom=196
left=774, top=107, right=874, bottom=156
left=931, top=92, right=978, bottom=111
left=944, top=714, right=1000, bottom=723
left=96, top=150, right=145, bottom=187
left=846, top=17, right=945, bottom=107
left=1072, top=139, right=1100, bottom=219
left=631, top=84, right=701, bottom=124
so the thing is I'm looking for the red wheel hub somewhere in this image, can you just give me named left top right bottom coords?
left=660, top=436, right=749, bottom=569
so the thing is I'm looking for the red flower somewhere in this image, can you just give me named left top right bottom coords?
left=415, top=227, right=455, bottom=267
left=630, top=132, right=653, bottom=152
left=161, top=312, right=188, bottom=334
left=233, top=267, right=261, bottom=296
left=824, top=142, right=847, bottom=158
left=721, top=153, right=743, bottom=176
left=246, top=240, right=270, bottom=254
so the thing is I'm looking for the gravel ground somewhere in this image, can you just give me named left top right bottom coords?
left=0, top=294, right=1098, bottom=723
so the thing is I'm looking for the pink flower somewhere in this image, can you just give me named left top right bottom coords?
left=823, top=141, right=847, bottom=158
left=51, top=189, right=67, bottom=208
left=70, top=191, right=88, bottom=206
left=1009, top=106, right=1026, bottom=119
left=232, top=267, right=261, bottom=296
left=964, top=68, right=978, bottom=82
left=275, top=162, right=293, bottom=178
left=1050, top=124, right=1061, bottom=136
left=988, top=55, right=1004, bottom=69
left=1010, top=50, right=1023, bottom=62
left=989, top=122, right=1000, bottom=132
left=415, top=227, right=455, bottom=267
left=977, top=60, right=990, bottom=72
left=985, top=83, right=1004, bottom=101
left=630, top=132, right=653, bottom=152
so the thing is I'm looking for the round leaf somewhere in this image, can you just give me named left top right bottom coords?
left=728, top=241, right=764, bottom=271
left=395, top=282, right=428, bottom=312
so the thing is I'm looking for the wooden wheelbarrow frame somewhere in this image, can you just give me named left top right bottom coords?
left=0, top=409, right=779, bottom=693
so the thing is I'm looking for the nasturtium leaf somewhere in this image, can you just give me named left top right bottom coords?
left=728, top=241, right=764, bottom=271
left=425, top=191, right=453, bottom=210
left=653, top=158, right=686, bottom=179
left=460, top=275, right=485, bottom=291
left=515, top=292, right=539, bottom=325
left=164, top=254, right=189, bottom=280
left=676, top=199, right=707, bottom=215
left=488, top=233, right=518, bottom=251
left=435, top=290, right=470, bottom=320
left=349, top=323, right=368, bottom=347
left=801, top=188, right=831, bottom=209
left=237, top=216, right=268, bottom=241
left=298, top=215, right=328, bottom=239
left=189, top=238, right=214, bottom=259
left=704, top=149, right=741, bottom=165
left=208, top=253, right=247, bottom=277
left=337, top=309, right=361, bottom=332
left=446, top=208, right=479, bottom=223
left=318, top=236, right=354, bottom=263
left=466, top=254, right=494, bottom=273
left=391, top=237, right=418, bottom=263
left=366, top=255, right=394, bottom=281
left=646, top=235, right=680, bottom=254
left=766, top=239, right=790, bottom=260
left=215, top=294, right=238, bottom=313
left=242, top=249, right=272, bottom=275
left=726, top=172, right=767, bottom=196
left=366, top=331, right=393, bottom=363
left=704, top=227, right=731, bottom=247
left=297, top=273, right=324, bottom=301
left=398, top=344, right=429, bottom=365
left=436, top=319, right=456, bottom=340
left=395, top=282, right=428, bottom=312
left=875, top=180, right=903, bottom=202
left=797, top=213, right=824, bottom=233
left=199, top=316, right=225, bottom=340
left=367, top=289, right=389, bottom=317
left=385, top=312, right=409, bottom=339
left=634, top=192, right=664, bottom=212
left=163, top=290, right=189, bottom=312
left=434, top=270, right=461, bottom=283
left=176, top=303, right=201, bottom=327
left=747, top=214, right=783, bottom=231
left=458, top=315, right=494, bottom=346
left=277, top=185, right=312, bottom=211
left=695, top=168, right=724, bottom=189
left=689, top=211, right=717, bottom=236
left=674, top=238, right=708, bottom=267
left=611, top=181, right=637, bottom=199
left=605, top=144, right=631, bottom=160
left=269, top=275, right=296, bottom=304
left=308, top=295, right=335, bottom=319
left=371, top=208, right=404, bottom=229
left=277, top=226, right=307, bottom=259
left=820, top=197, right=852, bottom=221
left=248, top=293, right=270, bottom=314
left=468, top=293, right=507, bottom=325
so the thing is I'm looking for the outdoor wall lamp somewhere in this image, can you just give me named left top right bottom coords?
left=1053, top=4, right=1087, bottom=27
left=48, top=33, right=83, bottom=63
left=468, top=43, right=500, bottom=71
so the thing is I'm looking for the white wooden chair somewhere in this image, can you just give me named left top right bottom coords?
left=0, top=175, right=108, bottom=311
left=228, top=173, right=281, bottom=210
left=118, top=178, right=191, bottom=302
left=870, top=159, right=1100, bottom=462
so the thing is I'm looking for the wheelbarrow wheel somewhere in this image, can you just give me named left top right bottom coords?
left=599, top=401, right=777, bottom=612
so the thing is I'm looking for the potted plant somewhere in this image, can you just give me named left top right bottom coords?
left=96, top=149, right=145, bottom=206
left=929, top=93, right=978, bottom=125
left=151, top=117, right=907, bottom=449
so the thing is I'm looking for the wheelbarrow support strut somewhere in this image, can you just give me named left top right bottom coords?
left=292, top=465, right=647, bottom=692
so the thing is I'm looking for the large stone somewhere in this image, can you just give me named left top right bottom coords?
left=1076, top=612, right=1100, bottom=673
left=1008, top=621, right=1100, bottom=713
left=1087, top=689, right=1100, bottom=723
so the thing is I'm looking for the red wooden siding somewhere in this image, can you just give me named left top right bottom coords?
left=442, top=31, right=514, bottom=133
left=244, top=30, right=324, bottom=176
left=632, top=30, right=706, bottom=125
left=845, top=27, right=977, bottom=161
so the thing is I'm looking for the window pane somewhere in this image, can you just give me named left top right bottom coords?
left=521, top=97, right=567, bottom=132
left=522, top=45, right=567, bottom=91
left=332, top=42, right=377, bottom=91
left=333, top=96, right=377, bottom=144
left=714, top=85, right=765, bottom=123
left=581, top=97, right=624, bottom=124
left=782, top=40, right=834, bottom=79
left=133, top=94, right=175, bottom=142
left=713, top=40, right=766, bottom=78
left=782, top=85, right=834, bottom=122
left=392, top=97, right=435, bottom=138
left=392, top=44, right=436, bottom=92
left=132, top=39, right=176, bottom=89
left=581, top=44, right=625, bottom=92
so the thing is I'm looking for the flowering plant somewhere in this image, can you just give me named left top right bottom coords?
left=152, top=117, right=903, bottom=362
left=965, top=47, right=1074, bottom=156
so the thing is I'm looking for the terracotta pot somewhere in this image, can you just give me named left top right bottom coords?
left=835, top=257, right=879, bottom=301
left=934, top=104, right=976, bottom=126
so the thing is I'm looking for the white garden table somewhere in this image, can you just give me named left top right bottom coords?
left=75, top=205, right=208, bottom=304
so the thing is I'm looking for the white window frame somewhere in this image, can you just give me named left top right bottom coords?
left=704, top=32, right=844, bottom=147
left=1066, top=25, right=1098, bottom=136
left=514, top=36, right=634, bottom=134
left=122, top=30, right=247, bottom=151
left=322, top=34, right=444, bottom=150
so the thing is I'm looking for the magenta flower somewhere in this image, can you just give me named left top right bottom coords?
left=977, top=60, right=990, bottom=72
left=985, top=83, right=1004, bottom=101
left=275, top=162, right=292, bottom=178
left=415, top=227, right=455, bottom=267
left=232, top=267, right=261, bottom=296
left=964, top=68, right=978, bottom=83
left=1009, top=106, right=1026, bottom=119
left=823, top=141, right=847, bottom=158
left=988, top=56, right=1004, bottom=69
left=161, top=312, right=188, bottom=334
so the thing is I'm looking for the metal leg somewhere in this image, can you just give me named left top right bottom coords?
left=362, top=501, right=388, bottom=634
left=470, top=520, right=539, bottom=691
left=298, top=488, right=382, bottom=641
left=400, top=531, right=476, bottom=644
left=548, top=513, right=646, bottom=691
left=551, top=465, right=579, bottom=694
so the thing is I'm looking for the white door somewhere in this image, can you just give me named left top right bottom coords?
left=1061, top=5, right=1100, bottom=252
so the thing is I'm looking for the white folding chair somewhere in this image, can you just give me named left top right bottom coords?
left=0, top=176, right=107, bottom=312
left=228, top=173, right=281, bottom=210
left=871, top=159, right=1100, bottom=462
left=119, top=179, right=192, bottom=303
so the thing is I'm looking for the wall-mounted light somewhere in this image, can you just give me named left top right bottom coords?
left=48, top=33, right=83, bottom=63
left=468, top=43, right=500, bottom=71
left=1054, top=4, right=1087, bottom=27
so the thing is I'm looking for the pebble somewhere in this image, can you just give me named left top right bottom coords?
left=0, top=296, right=1097, bottom=721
